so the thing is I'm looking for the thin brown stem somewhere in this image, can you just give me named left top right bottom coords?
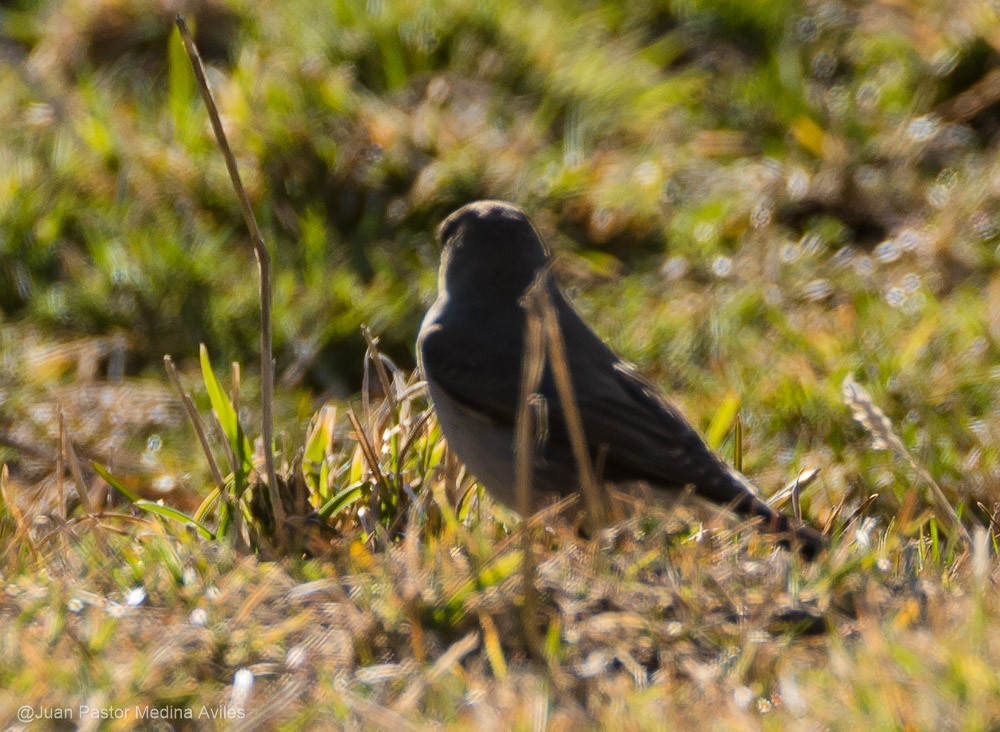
left=531, top=275, right=605, bottom=533
left=165, top=356, right=243, bottom=547
left=231, top=361, right=241, bottom=420
left=164, top=355, right=227, bottom=493
left=347, top=408, right=392, bottom=501
left=56, top=413, right=65, bottom=520
left=362, top=326, right=394, bottom=408
left=843, top=375, right=971, bottom=547
left=516, top=272, right=548, bottom=658
left=175, top=15, right=284, bottom=543
left=733, top=413, right=743, bottom=472
left=60, top=410, right=92, bottom=514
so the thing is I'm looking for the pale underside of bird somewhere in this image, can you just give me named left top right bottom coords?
left=418, top=200, right=825, bottom=558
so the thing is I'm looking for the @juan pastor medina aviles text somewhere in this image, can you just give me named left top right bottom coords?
left=16, top=705, right=246, bottom=722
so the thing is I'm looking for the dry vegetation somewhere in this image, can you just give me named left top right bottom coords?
left=2, top=0, right=1000, bottom=728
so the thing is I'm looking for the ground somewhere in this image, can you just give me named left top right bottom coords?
left=1, top=0, right=999, bottom=728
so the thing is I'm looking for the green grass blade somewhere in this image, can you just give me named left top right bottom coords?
left=707, top=391, right=741, bottom=451
left=304, top=406, right=335, bottom=467
left=317, top=482, right=366, bottom=519
left=168, top=22, right=197, bottom=139
left=199, top=344, right=253, bottom=474
left=193, top=486, right=222, bottom=524
left=134, top=500, right=215, bottom=540
left=91, top=462, right=140, bottom=503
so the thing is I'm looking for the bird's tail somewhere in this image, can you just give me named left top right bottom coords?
left=725, top=467, right=827, bottom=561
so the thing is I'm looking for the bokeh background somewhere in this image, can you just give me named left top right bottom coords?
left=1, top=0, right=999, bottom=518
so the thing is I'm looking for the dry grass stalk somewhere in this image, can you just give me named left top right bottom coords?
left=768, top=468, right=821, bottom=509
left=174, top=15, right=285, bottom=545
left=163, top=355, right=226, bottom=494
left=163, top=353, right=246, bottom=548
left=531, top=272, right=605, bottom=532
left=346, top=409, right=393, bottom=504
left=0, top=463, right=35, bottom=562
left=55, top=413, right=66, bottom=520
left=516, top=271, right=548, bottom=657
left=394, top=631, right=480, bottom=713
left=842, top=375, right=972, bottom=547
left=792, top=478, right=802, bottom=522
left=231, top=361, right=241, bottom=419
left=938, top=67, right=1000, bottom=123
left=363, top=325, right=395, bottom=411
left=733, top=413, right=743, bottom=471
left=60, top=410, right=91, bottom=514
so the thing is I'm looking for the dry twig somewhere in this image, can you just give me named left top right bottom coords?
left=516, top=272, right=548, bottom=657
left=531, top=273, right=605, bottom=532
left=843, top=375, right=972, bottom=547
left=174, top=15, right=285, bottom=544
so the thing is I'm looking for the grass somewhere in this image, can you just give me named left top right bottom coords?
left=2, top=0, right=1000, bottom=727
left=1, top=407, right=998, bottom=727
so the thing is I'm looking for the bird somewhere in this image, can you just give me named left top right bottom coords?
left=417, top=200, right=825, bottom=559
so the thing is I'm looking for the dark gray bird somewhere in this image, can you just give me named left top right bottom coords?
left=418, top=200, right=825, bottom=559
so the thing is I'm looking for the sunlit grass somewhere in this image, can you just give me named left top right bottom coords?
left=2, top=0, right=1000, bottom=726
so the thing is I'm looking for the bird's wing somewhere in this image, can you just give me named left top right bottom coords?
left=549, top=299, right=759, bottom=507
left=570, top=360, right=739, bottom=494
left=418, top=317, right=521, bottom=426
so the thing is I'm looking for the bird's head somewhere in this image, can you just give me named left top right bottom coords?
left=436, top=201, right=551, bottom=304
